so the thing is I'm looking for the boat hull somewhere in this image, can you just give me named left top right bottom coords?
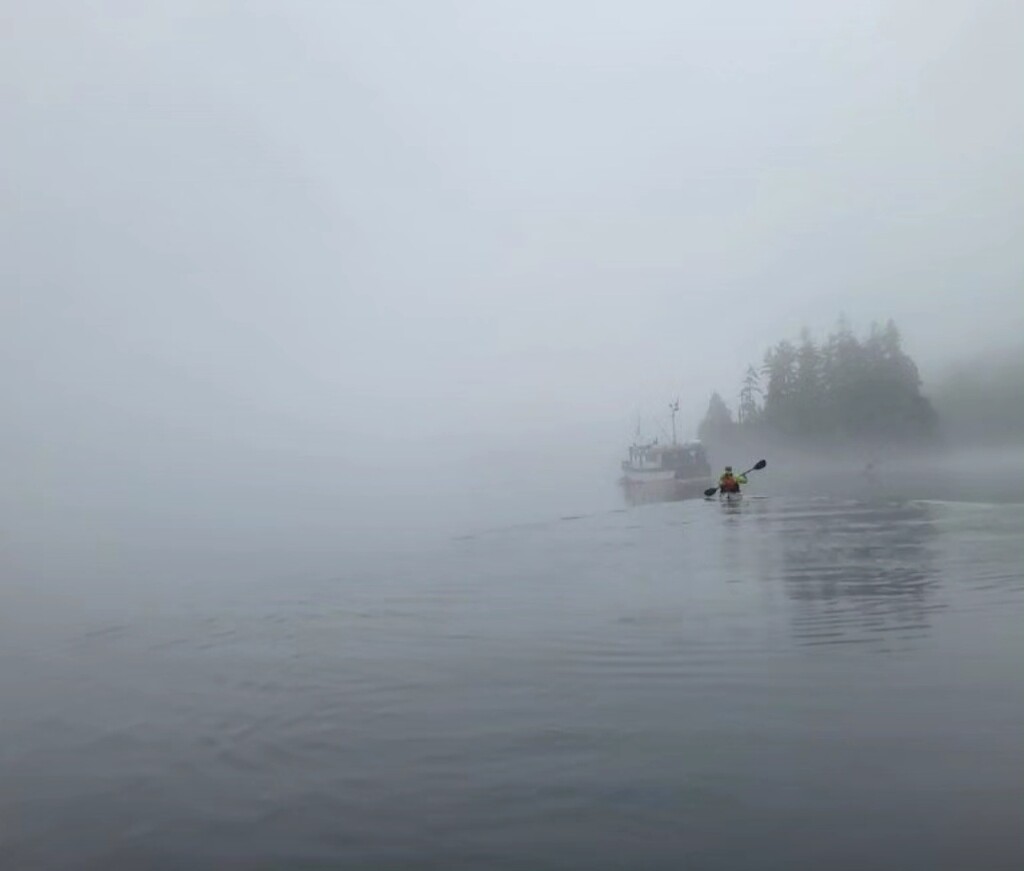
left=620, top=474, right=714, bottom=505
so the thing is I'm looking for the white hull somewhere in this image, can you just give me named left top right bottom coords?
left=620, top=474, right=714, bottom=504
left=620, top=467, right=677, bottom=483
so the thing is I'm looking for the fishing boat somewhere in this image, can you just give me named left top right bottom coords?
left=619, top=440, right=713, bottom=505
left=619, top=402, right=714, bottom=504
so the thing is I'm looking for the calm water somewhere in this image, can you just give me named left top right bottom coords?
left=2, top=494, right=1023, bottom=870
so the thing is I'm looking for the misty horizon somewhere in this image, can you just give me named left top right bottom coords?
left=3, top=1, right=1023, bottom=559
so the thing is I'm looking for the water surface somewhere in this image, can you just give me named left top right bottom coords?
left=1, top=494, right=1022, bottom=869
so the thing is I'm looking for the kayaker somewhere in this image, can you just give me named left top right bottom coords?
left=719, top=466, right=747, bottom=493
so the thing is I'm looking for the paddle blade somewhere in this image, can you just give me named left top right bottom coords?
left=703, top=487, right=719, bottom=497
left=753, top=459, right=767, bottom=470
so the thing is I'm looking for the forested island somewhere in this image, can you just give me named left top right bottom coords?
left=698, top=318, right=1022, bottom=451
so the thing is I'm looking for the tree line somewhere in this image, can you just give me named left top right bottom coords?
left=699, top=318, right=939, bottom=445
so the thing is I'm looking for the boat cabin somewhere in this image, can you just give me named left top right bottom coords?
left=623, top=440, right=710, bottom=478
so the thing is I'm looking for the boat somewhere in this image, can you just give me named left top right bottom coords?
left=619, top=439, right=713, bottom=504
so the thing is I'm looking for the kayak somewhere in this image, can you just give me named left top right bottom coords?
left=705, top=492, right=743, bottom=503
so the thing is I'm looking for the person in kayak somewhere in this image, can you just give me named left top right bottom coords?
left=719, top=466, right=747, bottom=493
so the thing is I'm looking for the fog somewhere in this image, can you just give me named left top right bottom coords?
left=3, top=1, right=1023, bottom=562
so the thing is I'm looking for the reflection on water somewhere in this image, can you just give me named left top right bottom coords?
left=772, top=500, right=944, bottom=647
left=1, top=496, right=1022, bottom=870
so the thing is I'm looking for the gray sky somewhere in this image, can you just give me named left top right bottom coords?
left=3, top=1, right=1022, bottom=540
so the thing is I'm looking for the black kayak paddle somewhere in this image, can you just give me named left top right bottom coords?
left=704, top=459, right=767, bottom=498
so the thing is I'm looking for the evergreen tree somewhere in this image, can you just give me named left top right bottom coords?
left=698, top=392, right=735, bottom=443
left=793, top=328, right=823, bottom=435
left=859, top=319, right=937, bottom=437
left=821, top=316, right=865, bottom=436
left=737, top=365, right=762, bottom=425
left=761, top=340, right=798, bottom=433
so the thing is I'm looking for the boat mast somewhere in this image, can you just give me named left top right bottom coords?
left=669, top=399, right=679, bottom=445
